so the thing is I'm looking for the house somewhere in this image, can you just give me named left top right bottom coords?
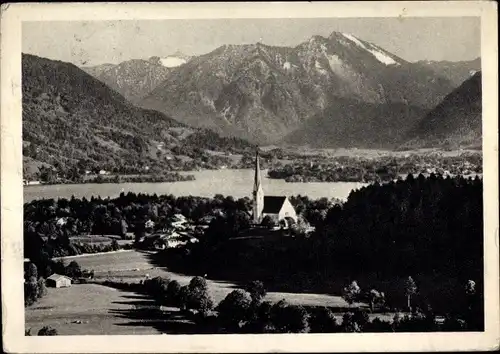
left=262, top=196, right=297, bottom=223
left=46, top=274, right=72, bottom=288
left=252, top=150, right=297, bottom=224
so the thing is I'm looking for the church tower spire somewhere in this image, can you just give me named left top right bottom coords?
left=253, top=148, right=264, bottom=224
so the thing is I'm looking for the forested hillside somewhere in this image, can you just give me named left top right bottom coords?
left=402, top=72, right=482, bottom=150
left=22, top=54, right=254, bottom=180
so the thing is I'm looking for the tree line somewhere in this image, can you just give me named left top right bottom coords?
left=98, top=275, right=481, bottom=333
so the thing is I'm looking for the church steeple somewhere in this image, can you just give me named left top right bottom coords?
left=252, top=148, right=264, bottom=224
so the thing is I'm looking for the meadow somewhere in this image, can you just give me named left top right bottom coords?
left=27, top=250, right=400, bottom=335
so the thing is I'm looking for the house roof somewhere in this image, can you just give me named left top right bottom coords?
left=263, top=196, right=287, bottom=214
left=47, top=273, right=72, bottom=281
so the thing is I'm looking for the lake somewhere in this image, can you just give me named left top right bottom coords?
left=23, top=169, right=368, bottom=203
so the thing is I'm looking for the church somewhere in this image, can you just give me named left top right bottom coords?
left=252, top=150, right=297, bottom=225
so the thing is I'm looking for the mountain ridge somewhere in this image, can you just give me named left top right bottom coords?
left=138, top=31, right=456, bottom=145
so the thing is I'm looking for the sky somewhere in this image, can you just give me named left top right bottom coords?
left=22, top=17, right=481, bottom=66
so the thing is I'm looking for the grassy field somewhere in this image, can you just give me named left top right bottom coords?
left=28, top=250, right=399, bottom=335
left=71, top=250, right=354, bottom=308
left=25, top=284, right=165, bottom=335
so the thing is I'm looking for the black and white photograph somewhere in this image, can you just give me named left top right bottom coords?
left=1, top=2, right=498, bottom=353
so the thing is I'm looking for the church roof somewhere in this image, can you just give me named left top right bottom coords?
left=263, top=196, right=287, bottom=214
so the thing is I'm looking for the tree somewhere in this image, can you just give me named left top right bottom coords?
left=24, top=280, right=39, bottom=307
left=342, top=281, right=361, bottom=307
left=245, top=280, right=267, bottom=304
left=65, top=261, right=82, bottom=278
left=110, top=238, right=120, bottom=251
left=166, top=280, right=181, bottom=306
left=178, top=285, right=190, bottom=311
left=465, top=280, right=476, bottom=297
left=404, top=276, right=418, bottom=311
left=340, top=312, right=361, bottom=332
left=38, top=326, right=58, bottom=336
left=217, top=289, right=253, bottom=331
left=367, top=289, right=385, bottom=312
left=37, top=278, right=48, bottom=298
left=26, top=262, right=38, bottom=280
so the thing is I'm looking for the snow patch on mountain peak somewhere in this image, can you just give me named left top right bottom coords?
left=368, top=47, right=398, bottom=66
left=341, top=33, right=398, bottom=66
left=160, top=57, right=187, bottom=68
left=341, top=33, right=367, bottom=49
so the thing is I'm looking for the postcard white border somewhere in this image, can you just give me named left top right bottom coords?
left=1, top=1, right=499, bottom=353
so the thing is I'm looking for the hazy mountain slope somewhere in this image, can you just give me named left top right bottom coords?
left=22, top=54, right=252, bottom=175
left=140, top=31, right=454, bottom=144
left=284, top=97, right=427, bottom=149
left=415, top=58, right=481, bottom=86
left=82, top=57, right=172, bottom=104
left=81, top=63, right=116, bottom=77
left=401, top=71, right=482, bottom=150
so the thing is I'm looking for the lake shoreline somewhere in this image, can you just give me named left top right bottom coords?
left=24, top=169, right=368, bottom=203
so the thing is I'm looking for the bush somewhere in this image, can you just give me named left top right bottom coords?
left=38, top=326, right=58, bottom=336
left=365, top=317, right=394, bottom=332
left=261, top=215, right=277, bottom=228
left=270, top=300, right=309, bottom=333
left=442, top=316, right=467, bottom=331
left=243, top=300, right=274, bottom=333
left=217, top=289, right=253, bottom=331
left=309, top=307, right=339, bottom=333
left=189, top=276, right=208, bottom=292
left=393, top=313, right=437, bottom=332
left=144, top=276, right=170, bottom=300
left=179, top=277, right=214, bottom=315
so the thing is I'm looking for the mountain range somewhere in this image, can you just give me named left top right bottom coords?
left=22, top=30, right=482, bottom=174
left=138, top=32, right=458, bottom=145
